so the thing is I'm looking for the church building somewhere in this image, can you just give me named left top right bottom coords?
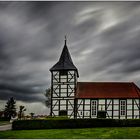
left=50, top=38, right=140, bottom=119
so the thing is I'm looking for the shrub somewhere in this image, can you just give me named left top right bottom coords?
left=12, top=119, right=140, bottom=130
left=0, top=117, right=10, bottom=121
left=45, top=116, right=69, bottom=120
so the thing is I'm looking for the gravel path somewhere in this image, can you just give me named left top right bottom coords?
left=0, top=124, right=12, bottom=131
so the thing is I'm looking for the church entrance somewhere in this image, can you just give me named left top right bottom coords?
left=59, top=110, right=67, bottom=116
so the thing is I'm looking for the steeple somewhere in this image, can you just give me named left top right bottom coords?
left=50, top=38, right=79, bottom=77
left=65, top=35, right=67, bottom=46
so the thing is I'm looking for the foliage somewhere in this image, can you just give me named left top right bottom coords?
left=0, top=121, right=10, bottom=126
left=30, top=113, right=34, bottom=119
left=0, top=118, right=10, bottom=121
left=12, top=118, right=140, bottom=130
left=44, top=88, right=51, bottom=108
left=1, top=127, right=140, bottom=139
left=45, top=116, right=69, bottom=120
left=4, top=97, right=17, bottom=119
left=18, top=106, right=26, bottom=120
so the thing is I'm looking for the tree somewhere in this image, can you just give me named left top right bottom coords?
left=44, top=88, right=51, bottom=108
left=18, top=105, right=26, bottom=120
left=4, top=97, right=17, bottom=119
left=30, top=112, right=34, bottom=119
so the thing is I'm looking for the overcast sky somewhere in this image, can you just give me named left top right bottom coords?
left=0, top=1, right=140, bottom=115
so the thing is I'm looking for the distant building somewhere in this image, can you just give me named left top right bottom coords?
left=50, top=38, right=140, bottom=119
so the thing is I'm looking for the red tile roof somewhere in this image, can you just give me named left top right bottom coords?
left=76, top=82, right=140, bottom=99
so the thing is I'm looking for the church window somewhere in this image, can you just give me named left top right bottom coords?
left=91, top=100, right=97, bottom=116
left=120, top=100, right=126, bottom=116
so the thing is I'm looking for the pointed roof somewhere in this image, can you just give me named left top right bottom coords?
left=50, top=38, right=79, bottom=77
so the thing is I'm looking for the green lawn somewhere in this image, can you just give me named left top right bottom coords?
left=0, top=127, right=140, bottom=139
left=0, top=121, right=10, bottom=126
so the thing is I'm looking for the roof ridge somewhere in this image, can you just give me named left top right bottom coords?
left=76, top=81, right=140, bottom=99
left=77, top=81, right=133, bottom=84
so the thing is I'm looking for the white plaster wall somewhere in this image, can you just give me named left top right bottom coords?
left=127, top=110, right=132, bottom=115
left=60, top=105, right=66, bottom=110
left=114, top=99, right=119, bottom=104
left=52, top=93, right=58, bottom=97
left=107, top=111, right=112, bottom=116
left=134, top=105, right=138, bottom=109
left=114, top=105, right=119, bottom=110
left=127, top=99, right=132, bottom=104
left=134, top=110, right=139, bottom=115
left=68, top=105, right=73, bottom=109
left=113, top=116, right=119, bottom=119
left=85, top=105, right=90, bottom=110
left=60, top=100, right=66, bottom=104
left=85, top=99, right=90, bottom=104
left=107, top=99, right=112, bottom=104
left=68, top=110, right=73, bottom=115
left=53, top=105, right=59, bottom=110
left=52, top=100, right=58, bottom=105
left=135, top=99, right=139, bottom=104
left=78, top=99, right=83, bottom=104
left=69, top=93, right=74, bottom=96
left=78, top=104, right=83, bottom=110
left=127, top=105, right=132, bottom=109
left=127, top=116, right=132, bottom=119
left=69, top=100, right=74, bottom=104
left=78, top=111, right=83, bottom=117
left=107, top=105, right=112, bottom=110
left=84, top=111, right=90, bottom=116
left=99, top=99, right=105, bottom=104
left=53, top=111, right=59, bottom=116
left=54, top=88, right=59, bottom=92
left=113, top=111, right=119, bottom=116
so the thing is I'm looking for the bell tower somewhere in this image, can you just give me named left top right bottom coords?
left=50, top=37, right=79, bottom=118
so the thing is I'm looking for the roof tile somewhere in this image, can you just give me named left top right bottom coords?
left=76, top=82, right=140, bottom=98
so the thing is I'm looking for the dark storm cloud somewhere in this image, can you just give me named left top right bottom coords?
left=0, top=1, right=140, bottom=114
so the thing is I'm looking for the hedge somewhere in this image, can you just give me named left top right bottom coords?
left=12, top=119, right=140, bottom=130
left=0, top=117, right=10, bottom=121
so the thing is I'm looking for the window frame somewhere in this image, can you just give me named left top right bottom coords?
left=120, top=100, right=126, bottom=116
left=91, top=100, right=97, bottom=116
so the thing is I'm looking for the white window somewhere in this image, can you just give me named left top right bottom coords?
left=120, top=100, right=126, bottom=116
left=91, top=100, right=97, bottom=116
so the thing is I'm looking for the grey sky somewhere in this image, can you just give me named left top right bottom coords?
left=0, top=1, right=140, bottom=115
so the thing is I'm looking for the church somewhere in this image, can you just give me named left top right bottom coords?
left=50, top=38, right=140, bottom=119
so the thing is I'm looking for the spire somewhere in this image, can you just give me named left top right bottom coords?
left=50, top=38, right=79, bottom=77
left=65, top=35, right=67, bottom=46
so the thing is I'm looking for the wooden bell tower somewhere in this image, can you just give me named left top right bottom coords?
left=50, top=37, right=79, bottom=118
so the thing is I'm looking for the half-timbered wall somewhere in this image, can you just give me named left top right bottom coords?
left=51, top=70, right=77, bottom=118
left=76, top=99, right=140, bottom=119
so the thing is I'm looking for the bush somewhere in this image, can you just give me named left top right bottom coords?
left=0, top=117, right=10, bottom=121
left=12, top=119, right=140, bottom=130
left=45, top=116, right=69, bottom=120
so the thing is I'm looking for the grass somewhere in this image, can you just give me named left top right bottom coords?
left=0, top=127, right=140, bottom=139
left=0, top=121, right=10, bottom=126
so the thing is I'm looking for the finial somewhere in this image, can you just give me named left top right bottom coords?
left=64, top=35, right=67, bottom=46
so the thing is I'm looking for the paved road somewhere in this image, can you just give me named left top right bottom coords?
left=0, top=124, right=12, bottom=131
